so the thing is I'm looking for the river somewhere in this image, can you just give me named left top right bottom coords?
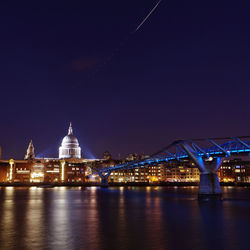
left=0, top=186, right=249, bottom=250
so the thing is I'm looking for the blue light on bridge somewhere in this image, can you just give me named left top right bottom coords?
left=97, top=138, right=250, bottom=174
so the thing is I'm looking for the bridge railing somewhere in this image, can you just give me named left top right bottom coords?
left=94, top=136, right=250, bottom=174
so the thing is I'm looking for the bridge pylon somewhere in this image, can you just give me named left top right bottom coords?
left=180, top=142, right=223, bottom=200
left=98, top=172, right=111, bottom=187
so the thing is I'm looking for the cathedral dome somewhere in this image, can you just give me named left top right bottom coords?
left=62, top=134, right=79, bottom=146
left=59, top=123, right=81, bottom=159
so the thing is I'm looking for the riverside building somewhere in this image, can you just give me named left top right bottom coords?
left=0, top=123, right=100, bottom=184
left=0, top=125, right=250, bottom=184
left=106, top=159, right=250, bottom=184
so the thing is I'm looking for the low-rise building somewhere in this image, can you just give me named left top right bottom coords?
left=1, top=126, right=250, bottom=185
left=0, top=123, right=102, bottom=184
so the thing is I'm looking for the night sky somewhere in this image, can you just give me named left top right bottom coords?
left=1, top=0, right=250, bottom=159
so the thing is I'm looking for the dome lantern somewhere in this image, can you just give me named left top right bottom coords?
left=68, top=122, right=73, bottom=135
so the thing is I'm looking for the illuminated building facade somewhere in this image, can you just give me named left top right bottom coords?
left=103, top=158, right=250, bottom=184
left=108, top=163, right=200, bottom=183
left=164, top=164, right=200, bottom=182
left=218, top=159, right=250, bottom=183
left=1, top=124, right=250, bottom=185
left=0, top=123, right=100, bottom=184
left=0, top=158, right=92, bottom=184
left=109, top=165, right=165, bottom=183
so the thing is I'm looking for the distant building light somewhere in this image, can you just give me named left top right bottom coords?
left=46, top=170, right=60, bottom=173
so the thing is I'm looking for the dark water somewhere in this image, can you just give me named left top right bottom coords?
left=0, top=187, right=250, bottom=250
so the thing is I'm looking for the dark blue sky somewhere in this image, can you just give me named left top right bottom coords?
left=1, top=0, right=250, bottom=159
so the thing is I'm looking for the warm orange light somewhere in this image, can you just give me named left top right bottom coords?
left=150, top=176, right=159, bottom=182
left=60, top=160, right=66, bottom=182
left=9, top=159, right=14, bottom=181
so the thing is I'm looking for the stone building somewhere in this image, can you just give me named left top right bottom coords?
left=1, top=124, right=250, bottom=185
left=0, top=123, right=101, bottom=184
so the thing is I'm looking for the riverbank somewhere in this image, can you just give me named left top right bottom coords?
left=0, top=182, right=249, bottom=187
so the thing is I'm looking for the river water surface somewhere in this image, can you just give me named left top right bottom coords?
left=0, top=186, right=249, bottom=250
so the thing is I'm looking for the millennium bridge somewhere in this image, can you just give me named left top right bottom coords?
left=95, top=136, right=250, bottom=199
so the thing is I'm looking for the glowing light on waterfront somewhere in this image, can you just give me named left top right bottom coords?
left=9, top=159, right=14, bottom=181
left=60, top=160, right=66, bottom=182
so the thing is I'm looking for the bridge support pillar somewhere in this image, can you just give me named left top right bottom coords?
left=181, top=143, right=223, bottom=200
left=198, top=172, right=222, bottom=200
left=99, top=172, right=111, bottom=187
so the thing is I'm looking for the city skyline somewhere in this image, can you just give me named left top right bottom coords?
left=0, top=2, right=250, bottom=249
left=1, top=0, right=250, bottom=159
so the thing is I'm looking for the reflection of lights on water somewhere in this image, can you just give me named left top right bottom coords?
left=2, top=186, right=15, bottom=249
left=27, top=188, right=45, bottom=248
left=90, top=187, right=97, bottom=193
left=29, top=187, right=43, bottom=195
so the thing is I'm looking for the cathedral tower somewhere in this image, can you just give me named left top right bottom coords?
left=25, top=140, right=35, bottom=160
